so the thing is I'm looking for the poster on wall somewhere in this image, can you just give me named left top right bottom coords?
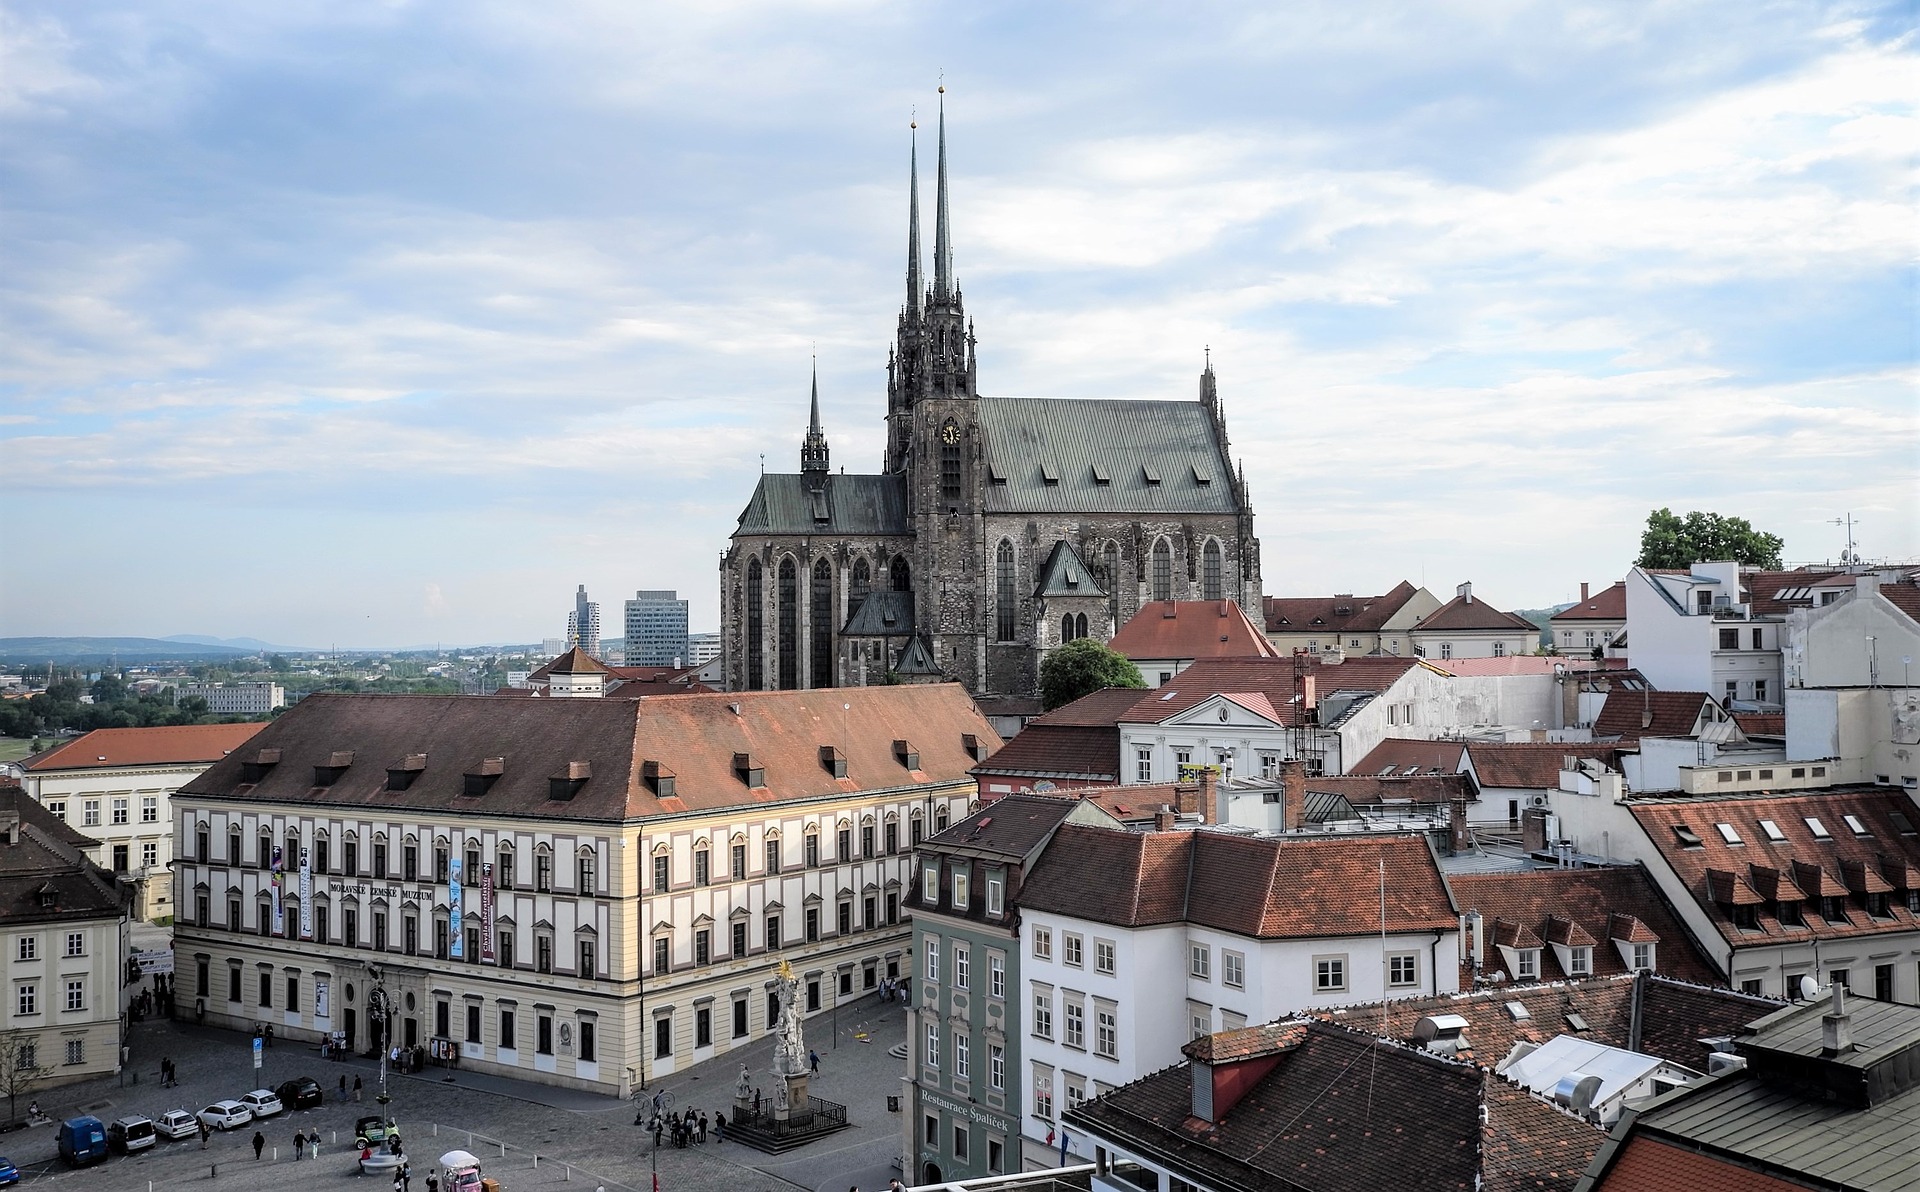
left=315, top=979, right=330, bottom=1020
left=270, top=845, right=285, bottom=934
left=298, top=848, right=313, bottom=940
left=448, top=856, right=464, bottom=959
left=479, top=862, right=495, bottom=963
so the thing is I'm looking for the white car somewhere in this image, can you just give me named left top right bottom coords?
left=198, top=1101, right=252, bottom=1130
left=154, top=1110, right=200, bottom=1141
left=238, top=1089, right=283, bottom=1118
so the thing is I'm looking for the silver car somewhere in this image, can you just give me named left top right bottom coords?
left=198, top=1101, right=252, bottom=1130
left=153, top=1110, right=199, bottom=1141
left=238, top=1089, right=283, bottom=1118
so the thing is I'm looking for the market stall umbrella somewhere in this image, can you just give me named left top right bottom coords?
left=440, top=1150, right=482, bottom=1168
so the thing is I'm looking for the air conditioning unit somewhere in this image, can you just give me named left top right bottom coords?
left=1528, top=794, right=1550, bottom=808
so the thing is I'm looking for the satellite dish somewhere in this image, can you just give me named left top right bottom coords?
left=1799, top=975, right=1821, bottom=1001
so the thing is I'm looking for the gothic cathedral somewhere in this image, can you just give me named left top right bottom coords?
left=720, top=100, right=1261, bottom=701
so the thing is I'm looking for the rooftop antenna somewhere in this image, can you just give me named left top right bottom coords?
left=1830, top=514, right=1860, bottom=569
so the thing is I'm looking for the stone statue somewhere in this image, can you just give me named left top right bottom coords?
left=734, top=1063, right=752, bottom=1101
left=771, top=960, right=807, bottom=1078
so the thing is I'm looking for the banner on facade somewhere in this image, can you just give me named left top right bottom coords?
left=448, top=855, right=464, bottom=959
left=298, top=847, right=313, bottom=940
left=315, top=979, right=330, bottom=1020
left=479, top=862, right=495, bottom=962
left=270, top=845, right=285, bottom=933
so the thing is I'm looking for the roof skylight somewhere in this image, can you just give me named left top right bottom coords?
left=1714, top=823, right=1742, bottom=845
left=1758, top=819, right=1787, bottom=843
left=1804, top=817, right=1832, bottom=840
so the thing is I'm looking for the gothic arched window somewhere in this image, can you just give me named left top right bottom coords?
left=777, top=557, right=798, bottom=690
left=1060, top=614, right=1074, bottom=642
left=1152, top=539, right=1173, bottom=602
left=1203, top=539, right=1223, bottom=601
left=746, top=559, right=764, bottom=689
left=891, top=555, right=911, bottom=593
left=996, top=540, right=1016, bottom=641
left=851, top=557, right=870, bottom=609
left=940, top=421, right=962, bottom=503
left=810, top=557, right=834, bottom=689
left=1075, top=612, right=1088, bottom=640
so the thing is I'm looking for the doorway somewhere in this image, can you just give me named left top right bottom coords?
left=344, top=1008, right=357, bottom=1052
left=922, top=1163, right=942, bottom=1184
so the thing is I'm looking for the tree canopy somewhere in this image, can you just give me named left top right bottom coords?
left=1039, top=638, right=1146, bottom=711
left=1636, top=508, right=1784, bottom=570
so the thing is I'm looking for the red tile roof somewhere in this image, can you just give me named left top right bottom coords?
left=1020, top=825, right=1456, bottom=938
left=1028, top=686, right=1154, bottom=728
left=1732, top=713, right=1785, bottom=736
left=1109, top=600, right=1279, bottom=662
left=972, top=724, right=1119, bottom=784
left=1592, top=690, right=1712, bottom=741
left=1415, top=592, right=1538, bottom=633
left=1467, top=742, right=1622, bottom=790
left=1879, top=583, right=1920, bottom=624
left=1629, top=790, right=1920, bottom=949
left=1550, top=582, right=1626, bottom=622
left=1744, top=569, right=1847, bottom=614
left=1350, top=738, right=1471, bottom=776
left=1120, top=655, right=1419, bottom=726
left=1448, top=866, right=1722, bottom=985
left=527, top=647, right=610, bottom=678
left=1262, top=580, right=1424, bottom=634
left=1306, top=773, right=1476, bottom=805
left=1588, top=1132, right=1811, bottom=1192
left=28, top=723, right=267, bottom=771
left=183, top=685, right=994, bottom=821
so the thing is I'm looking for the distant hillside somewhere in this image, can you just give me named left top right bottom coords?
left=1510, top=606, right=1573, bottom=650
left=0, top=637, right=255, bottom=664
left=164, top=634, right=305, bottom=653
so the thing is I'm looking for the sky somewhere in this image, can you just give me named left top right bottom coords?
left=1, top=1, right=1913, bottom=649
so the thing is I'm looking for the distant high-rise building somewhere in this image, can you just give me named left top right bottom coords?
left=567, top=585, right=602, bottom=658
left=685, top=632, right=722, bottom=667
left=625, top=590, right=691, bottom=666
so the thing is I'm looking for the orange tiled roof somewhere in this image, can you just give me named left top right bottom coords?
left=1413, top=592, right=1537, bottom=633
left=28, top=723, right=266, bottom=771
left=1121, top=655, right=1419, bottom=727
left=1550, top=581, right=1627, bottom=622
left=1262, top=580, right=1423, bottom=634
left=1592, top=690, right=1712, bottom=741
left=1109, top=600, right=1279, bottom=662
left=1467, top=742, right=1622, bottom=790
left=1449, top=866, right=1721, bottom=985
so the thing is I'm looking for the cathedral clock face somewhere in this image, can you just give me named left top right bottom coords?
left=940, top=422, right=960, bottom=445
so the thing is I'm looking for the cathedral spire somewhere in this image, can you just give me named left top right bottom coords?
left=932, top=85, right=954, bottom=301
left=801, top=359, right=829, bottom=476
left=906, top=117, right=922, bottom=317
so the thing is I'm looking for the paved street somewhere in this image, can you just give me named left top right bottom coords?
left=2, top=980, right=914, bottom=1192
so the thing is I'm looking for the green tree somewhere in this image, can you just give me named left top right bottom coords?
left=267, top=654, right=291, bottom=673
left=1636, top=508, right=1784, bottom=570
left=1039, top=638, right=1145, bottom=711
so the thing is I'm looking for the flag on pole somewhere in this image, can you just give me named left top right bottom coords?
left=1059, top=1127, right=1070, bottom=1165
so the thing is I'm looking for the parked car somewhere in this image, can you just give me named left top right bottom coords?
left=0, top=1154, right=19, bottom=1185
left=56, top=1116, right=108, bottom=1167
left=354, top=1115, right=400, bottom=1149
left=274, top=1076, right=324, bottom=1110
left=198, top=1101, right=253, bottom=1131
left=108, top=1115, right=157, bottom=1154
left=153, top=1109, right=200, bottom=1140
left=237, top=1089, right=283, bottom=1119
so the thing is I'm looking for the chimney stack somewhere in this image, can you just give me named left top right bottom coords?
left=1280, top=759, right=1307, bottom=832
left=1458, top=581, right=1474, bottom=604
left=1448, top=798, right=1470, bottom=854
left=1822, top=983, right=1855, bottom=1056
left=1154, top=805, right=1177, bottom=832
left=1200, top=766, right=1222, bottom=826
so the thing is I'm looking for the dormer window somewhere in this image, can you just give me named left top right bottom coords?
left=922, top=862, right=939, bottom=904
left=642, top=760, right=675, bottom=799
left=548, top=761, right=590, bottom=802
left=1630, top=943, right=1653, bottom=970
left=1671, top=825, right=1704, bottom=849
left=463, top=757, right=503, bottom=797
left=893, top=740, right=920, bottom=772
left=819, top=747, right=848, bottom=779
left=386, top=754, right=427, bottom=792
left=1567, top=947, right=1591, bottom=976
left=1515, top=949, right=1539, bottom=980
left=313, top=751, right=354, bottom=787
left=733, top=753, right=765, bottom=788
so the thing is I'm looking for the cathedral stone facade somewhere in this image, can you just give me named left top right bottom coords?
left=720, top=103, right=1261, bottom=700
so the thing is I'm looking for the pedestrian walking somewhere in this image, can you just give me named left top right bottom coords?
left=354, top=1075, right=364, bottom=1102
left=427, top=1174, right=440, bottom=1192
left=264, top=1023, right=274, bottom=1048
left=392, top=1171, right=403, bottom=1192
left=753, top=1087, right=762, bottom=1116
left=310, top=1128, right=322, bottom=1158
left=809, top=1048, right=821, bottom=1075
left=292, top=1128, right=304, bottom=1160
left=403, top=1160, right=413, bottom=1192
left=651, top=1116, right=663, bottom=1149
left=200, top=1120, right=212, bottom=1150
left=252, top=1131, right=265, bottom=1160
left=338, top=1074, right=348, bottom=1100
left=698, top=1112, right=709, bottom=1143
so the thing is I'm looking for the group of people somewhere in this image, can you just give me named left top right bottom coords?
left=645, top=1106, right=726, bottom=1149
left=128, top=976, right=175, bottom=1022
left=157, top=1056, right=180, bottom=1087
left=878, top=976, right=909, bottom=1002
left=388, top=1044, right=436, bottom=1073
left=251, top=1128, right=324, bottom=1160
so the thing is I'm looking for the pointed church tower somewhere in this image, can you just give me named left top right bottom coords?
left=801, top=362, right=829, bottom=477
left=923, top=87, right=974, bottom=401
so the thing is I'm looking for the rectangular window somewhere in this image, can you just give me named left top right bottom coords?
left=1719, top=628, right=1739, bottom=649
left=1314, top=955, right=1347, bottom=992
left=955, top=1031, right=970, bottom=1079
left=952, top=868, right=970, bottom=910
left=1568, top=948, right=1591, bottom=976
left=14, top=937, right=31, bottom=962
left=654, top=1016, right=672, bottom=1059
left=1222, top=950, right=1244, bottom=989
left=1033, top=988, right=1053, bottom=1040
left=924, top=1115, right=938, bottom=1146
left=1135, top=747, right=1153, bottom=783
left=989, top=1044, right=1004, bottom=1091
left=925, top=1021, right=940, bottom=1070
left=1094, top=939, right=1115, bottom=975
left=1516, top=949, right=1539, bottom=979
left=653, top=937, right=670, bottom=975
left=466, top=1003, right=481, bottom=1044
left=1389, top=953, right=1419, bottom=987
left=16, top=984, right=34, bottom=1016
left=805, top=907, right=820, bottom=942
left=837, top=827, right=851, bottom=861
left=732, top=921, right=748, bottom=958
left=953, top=1123, right=969, bottom=1161
left=258, top=972, right=271, bottom=1008
left=765, top=839, right=781, bottom=874
left=926, top=938, right=940, bottom=982
left=1190, top=943, right=1210, bottom=980
left=578, top=850, right=597, bottom=892
left=496, top=849, right=514, bottom=889
left=886, top=821, right=899, bottom=854
left=403, top=916, right=418, bottom=956
left=1064, top=934, right=1084, bottom=968
left=1754, top=679, right=1769, bottom=702
left=1064, top=1000, right=1085, bottom=1049
left=284, top=974, right=297, bottom=1012
left=111, top=798, right=128, bottom=826
left=989, top=954, right=1005, bottom=999
left=837, top=901, right=851, bottom=936
left=805, top=834, right=820, bottom=867
left=1096, top=1006, right=1117, bottom=1058
left=64, top=932, right=83, bottom=958
left=696, top=1007, right=712, bottom=1048
left=861, top=824, right=874, bottom=856
left=64, top=1039, right=82, bottom=1066
left=498, top=928, right=515, bottom=968
left=579, top=1020, right=595, bottom=1061
left=653, top=855, right=670, bottom=892
left=83, top=800, right=99, bottom=827
left=731, top=842, right=747, bottom=879
left=692, top=849, right=709, bottom=886
left=954, top=945, right=970, bottom=991
left=733, top=998, right=749, bottom=1038
left=694, top=929, right=711, bottom=965
left=766, top=915, right=781, bottom=950
left=1033, top=927, right=1052, bottom=959
left=578, top=939, right=596, bottom=975
left=922, top=863, right=939, bottom=904
left=140, top=796, right=158, bottom=823
left=403, top=844, right=418, bottom=881
left=373, top=841, right=388, bottom=876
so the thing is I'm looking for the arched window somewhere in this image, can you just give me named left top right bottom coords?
left=940, top=421, right=962, bottom=502
left=891, top=555, right=911, bottom=593
left=1152, top=539, right=1173, bottom=601
left=851, top=557, right=870, bottom=609
left=777, top=557, right=798, bottom=690
left=810, top=557, right=834, bottom=689
left=995, top=540, right=1016, bottom=641
left=1203, top=539, right=1223, bottom=601
left=1062, top=614, right=1074, bottom=642
left=1075, top=612, right=1088, bottom=639
left=746, top=558, right=765, bottom=690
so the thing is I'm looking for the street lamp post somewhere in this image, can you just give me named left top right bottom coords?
left=367, top=978, right=395, bottom=1134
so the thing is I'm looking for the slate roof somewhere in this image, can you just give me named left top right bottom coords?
left=1467, top=743, right=1622, bottom=791
left=1550, top=583, right=1627, bottom=622
left=1019, top=825, right=1457, bottom=938
left=1313, top=972, right=1781, bottom=1073
left=925, top=794, right=1086, bottom=860
left=974, top=397, right=1240, bottom=516
left=1628, top=789, right=1920, bottom=949
left=1592, top=690, right=1713, bottom=741
left=1263, top=580, right=1424, bottom=633
left=1108, top=600, right=1277, bottom=662
left=1415, top=592, right=1539, bottom=634
left=1066, top=1020, right=1600, bottom=1192
left=842, top=589, right=915, bottom=636
left=28, top=723, right=266, bottom=772
left=1120, top=655, right=1419, bottom=727
left=1448, top=866, right=1722, bottom=986
left=0, top=790, right=125, bottom=926
left=1350, top=738, right=1471, bottom=777
left=1031, top=540, right=1105, bottom=599
left=181, top=685, right=995, bottom=822
left=732, top=473, right=909, bottom=536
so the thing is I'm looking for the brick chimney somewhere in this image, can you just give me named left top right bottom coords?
left=1580, top=582, right=1590, bottom=603
left=1155, top=804, right=1178, bottom=832
left=1279, top=760, right=1308, bottom=832
left=1198, top=766, right=1220, bottom=825
left=1448, top=798, right=1470, bottom=854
